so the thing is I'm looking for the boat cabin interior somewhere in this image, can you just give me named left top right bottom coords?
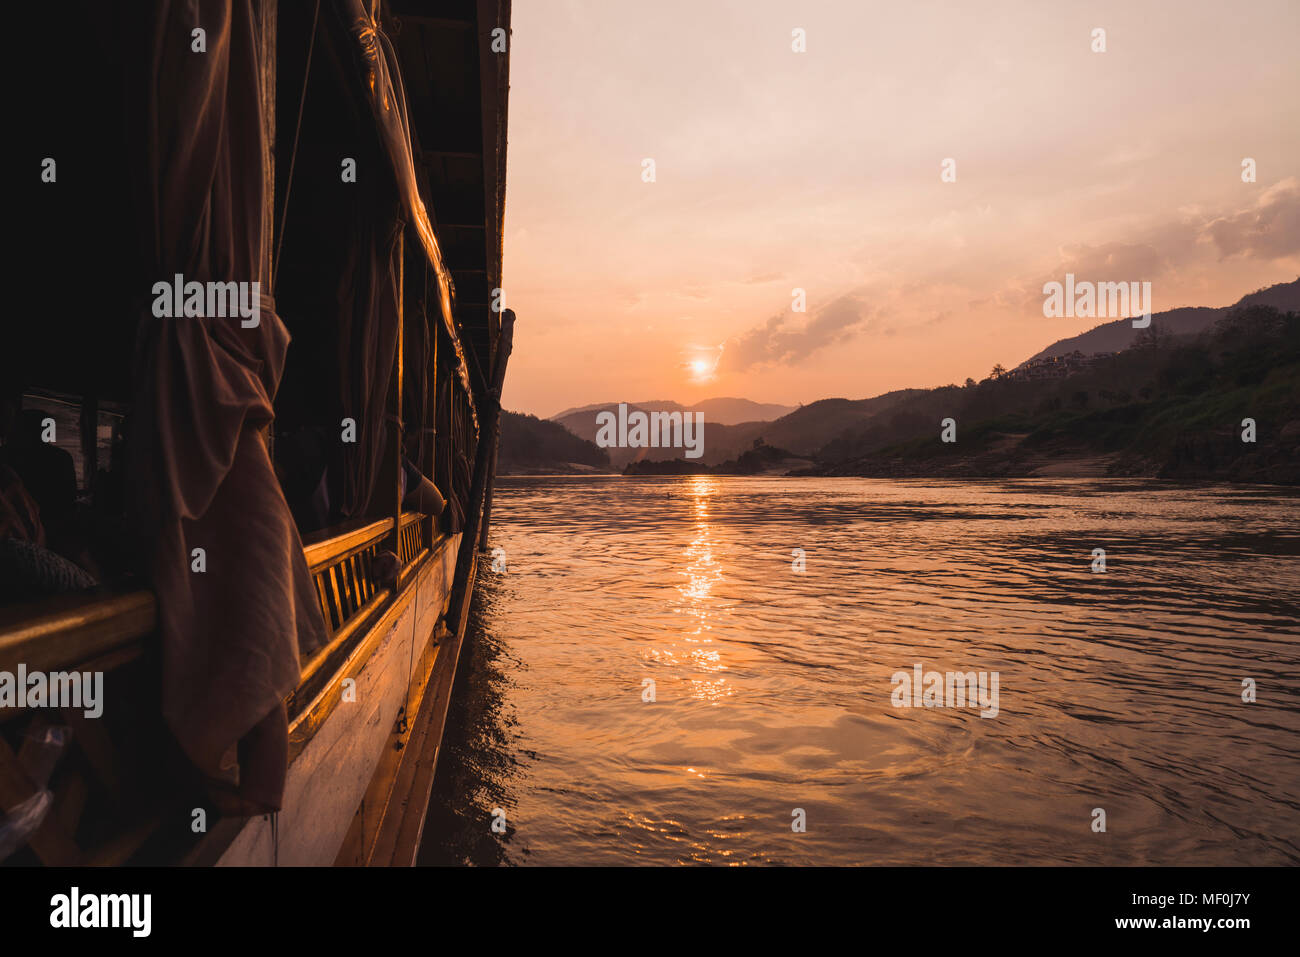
left=2, top=0, right=511, bottom=866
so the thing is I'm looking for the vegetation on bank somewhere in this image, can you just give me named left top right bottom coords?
left=811, top=305, right=1300, bottom=483
left=497, top=410, right=611, bottom=474
left=503, top=280, right=1300, bottom=484
left=623, top=440, right=808, bottom=476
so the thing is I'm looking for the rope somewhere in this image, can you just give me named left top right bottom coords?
left=272, top=0, right=322, bottom=290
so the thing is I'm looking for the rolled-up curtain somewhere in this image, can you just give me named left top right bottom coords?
left=129, top=0, right=327, bottom=810
left=335, top=0, right=477, bottom=404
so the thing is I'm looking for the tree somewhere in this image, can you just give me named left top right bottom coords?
left=964, top=377, right=976, bottom=389
left=1133, top=320, right=1168, bottom=353
left=990, top=363, right=1006, bottom=379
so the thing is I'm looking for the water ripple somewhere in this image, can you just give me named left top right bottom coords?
left=421, top=477, right=1300, bottom=866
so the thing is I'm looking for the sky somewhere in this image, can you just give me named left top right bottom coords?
left=499, top=0, right=1300, bottom=418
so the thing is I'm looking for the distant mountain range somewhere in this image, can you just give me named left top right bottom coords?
left=551, top=391, right=925, bottom=469
left=501, top=278, right=1300, bottom=480
left=497, top=410, right=610, bottom=474
left=550, top=397, right=795, bottom=426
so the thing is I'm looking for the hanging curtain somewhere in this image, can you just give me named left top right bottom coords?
left=129, top=0, right=327, bottom=812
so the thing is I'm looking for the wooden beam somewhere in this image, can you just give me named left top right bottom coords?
left=478, top=0, right=510, bottom=374
left=0, top=590, right=154, bottom=677
left=367, top=554, right=478, bottom=865
left=477, top=432, right=499, bottom=552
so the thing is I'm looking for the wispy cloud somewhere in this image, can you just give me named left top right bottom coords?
left=1200, top=177, right=1300, bottom=261
left=722, top=293, right=875, bottom=371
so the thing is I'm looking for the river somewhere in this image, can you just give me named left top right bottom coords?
left=419, top=476, right=1300, bottom=865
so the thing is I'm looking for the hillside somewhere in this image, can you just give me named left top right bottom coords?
left=810, top=301, right=1300, bottom=483
left=624, top=441, right=814, bottom=476
left=533, top=280, right=1300, bottom=483
left=497, top=410, right=613, bottom=474
left=554, top=390, right=923, bottom=468
left=1020, top=278, right=1300, bottom=366
left=551, top=396, right=795, bottom=426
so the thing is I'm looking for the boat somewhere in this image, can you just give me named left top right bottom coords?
left=0, top=0, right=512, bottom=866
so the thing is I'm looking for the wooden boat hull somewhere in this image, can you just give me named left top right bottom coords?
left=218, top=534, right=461, bottom=866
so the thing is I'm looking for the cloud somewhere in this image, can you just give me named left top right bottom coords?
left=1003, top=241, right=1175, bottom=316
left=998, top=182, right=1300, bottom=315
left=722, top=292, right=875, bottom=371
left=1200, top=177, right=1300, bottom=261
left=1053, top=241, right=1169, bottom=279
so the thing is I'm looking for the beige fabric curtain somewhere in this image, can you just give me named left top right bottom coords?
left=129, top=0, right=327, bottom=810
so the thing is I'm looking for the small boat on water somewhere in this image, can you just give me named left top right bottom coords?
left=1, top=0, right=512, bottom=866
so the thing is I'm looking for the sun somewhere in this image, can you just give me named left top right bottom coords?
left=684, top=343, right=724, bottom=383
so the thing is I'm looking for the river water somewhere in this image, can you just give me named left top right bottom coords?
left=418, top=477, right=1300, bottom=866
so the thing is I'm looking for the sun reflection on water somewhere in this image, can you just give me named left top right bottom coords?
left=679, top=476, right=722, bottom=615
left=673, top=477, right=734, bottom=703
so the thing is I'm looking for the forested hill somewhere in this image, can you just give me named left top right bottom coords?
left=497, top=410, right=612, bottom=474
left=1020, top=278, right=1300, bottom=366
left=809, top=303, right=1300, bottom=483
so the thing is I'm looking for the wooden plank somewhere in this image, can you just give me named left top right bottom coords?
left=287, top=543, right=447, bottom=761
left=0, top=590, right=155, bottom=677
left=334, top=603, right=443, bottom=865
left=303, top=516, right=392, bottom=571
left=218, top=542, right=459, bottom=866
left=327, top=565, right=345, bottom=627
left=370, top=553, right=477, bottom=866
left=339, top=554, right=356, bottom=616
left=315, top=574, right=335, bottom=633
left=295, top=586, right=393, bottom=696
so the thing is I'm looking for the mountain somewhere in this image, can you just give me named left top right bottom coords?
left=553, top=391, right=924, bottom=469
left=691, top=397, right=798, bottom=424
left=811, top=296, right=1300, bottom=482
left=535, top=279, right=1300, bottom=481
left=550, top=396, right=795, bottom=425
left=551, top=403, right=754, bottom=468
left=497, top=410, right=612, bottom=474
left=1020, top=278, right=1300, bottom=366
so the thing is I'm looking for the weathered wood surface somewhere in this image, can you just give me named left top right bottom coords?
left=367, top=553, right=477, bottom=866
left=216, top=534, right=459, bottom=866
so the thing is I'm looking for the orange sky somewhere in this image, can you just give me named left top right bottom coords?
left=499, top=0, right=1300, bottom=418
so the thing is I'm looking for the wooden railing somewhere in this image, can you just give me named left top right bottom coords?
left=296, top=511, right=435, bottom=690
left=0, top=590, right=155, bottom=679
left=0, top=511, right=438, bottom=716
left=0, top=510, right=441, bottom=865
left=398, top=511, right=426, bottom=568
left=299, top=516, right=395, bottom=691
left=0, top=587, right=160, bottom=865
